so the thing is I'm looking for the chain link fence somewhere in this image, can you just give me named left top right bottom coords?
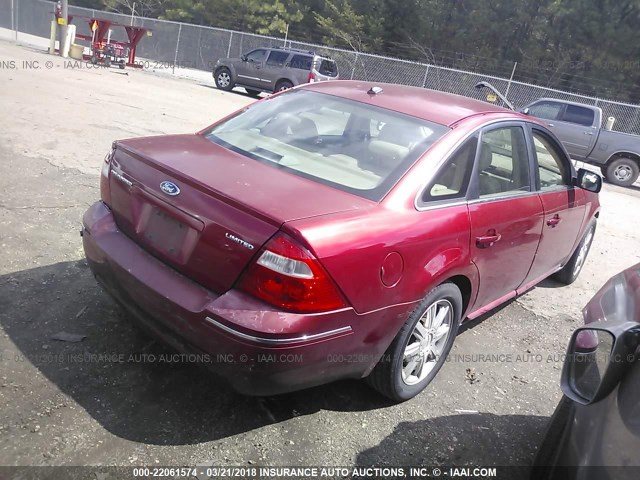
left=6, top=0, right=640, bottom=134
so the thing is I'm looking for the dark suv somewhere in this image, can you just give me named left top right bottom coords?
left=213, top=47, right=339, bottom=96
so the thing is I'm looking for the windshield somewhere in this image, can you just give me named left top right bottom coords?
left=204, top=90, right=449, bottom=201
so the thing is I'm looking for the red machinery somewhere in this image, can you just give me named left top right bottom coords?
left=68, top=15, right=151, bottom=69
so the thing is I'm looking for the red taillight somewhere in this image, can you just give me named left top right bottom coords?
left=238, top=233, right=347, bottom=313
left=308, top=71, right=315, bottom=83
left=100, top=144, right=114, bottom=206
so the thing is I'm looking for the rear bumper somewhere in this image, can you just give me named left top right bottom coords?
left=82, top=201, right=406, bottom=395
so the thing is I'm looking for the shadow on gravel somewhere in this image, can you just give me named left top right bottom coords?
left=0, top=260, right=392, bottom=446
left=199, top=83, right=264, bottom=99
left=356, top=413, right=547, bottom=478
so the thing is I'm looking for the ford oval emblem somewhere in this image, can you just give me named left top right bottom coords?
left=160, top=181, right=180, bottom=196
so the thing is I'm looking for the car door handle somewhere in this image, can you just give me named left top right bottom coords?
left=583, top=132, right=594, bottom=135
left=476, top=233, right=502, bottom=248
left=547, top=215, right=561, bottom=227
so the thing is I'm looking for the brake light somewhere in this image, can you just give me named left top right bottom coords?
left=100, top=144, right=114, bottom=206
left=308, top=71, right=315, bottom=83
left=238, top=233, right=347, bottom=313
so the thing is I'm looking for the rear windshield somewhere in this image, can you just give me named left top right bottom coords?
left=204, top=90, right=449, bottom=201
left=318, top=59, right=338, bottom=77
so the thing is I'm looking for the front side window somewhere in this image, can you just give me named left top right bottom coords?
left=422, top=136, right=477, bottom=203
left=476, top=126, right=531, bottom=198
left=245, top=49, right=267, bottom=63
left=204, top=90, right=449, bottom=201
left=533, top=131, right=569, bottom=189
left=527, top=101, right=563, bottom=121
left=266, top=51, right=289, bottom=67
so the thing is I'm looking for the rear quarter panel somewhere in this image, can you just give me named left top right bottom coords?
left=285, top=205, right=475, bottom=316
left=589, top=130, right=640, bottom=163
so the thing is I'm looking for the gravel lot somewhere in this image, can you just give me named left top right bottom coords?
left=1, top=40, right=640, bottom=474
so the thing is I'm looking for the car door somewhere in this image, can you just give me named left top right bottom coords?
left=555, top=104, right=598, bottom=159
left=521, top=126, right=586, bottom=285
left=235, top=49, right=268, bottom=88
left=467, top=123, right=544, bottom=310
left=264, top=50, right=291, bottom=90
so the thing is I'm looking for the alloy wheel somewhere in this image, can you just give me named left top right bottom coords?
left=573, top=227, right=594, bottom=276
left=217, top=72, right=231, bottom=88
left=402, top=299, right=453, bottom=386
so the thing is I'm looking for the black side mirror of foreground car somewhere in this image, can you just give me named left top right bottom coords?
left=575, top=168, right=602, bottom=193
left=561, top=321, right=640, bottom=405
left=240, top=54, right=247, bottom=62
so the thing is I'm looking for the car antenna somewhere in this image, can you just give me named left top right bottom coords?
left=474, top=81, right=515, bottom=110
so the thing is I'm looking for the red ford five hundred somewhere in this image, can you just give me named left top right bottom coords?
left=82, top=81, right=601, bottom=401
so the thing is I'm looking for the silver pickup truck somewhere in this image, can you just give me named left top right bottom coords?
left=474, top=83, right=640, bottom=188
left=521, top=99, right=640, bottom=187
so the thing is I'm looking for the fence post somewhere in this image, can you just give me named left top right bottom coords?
left=350, top=52, right=358, bottom=80
left=227, top=31, right=233, bottom=58
left=421, top=64, right=430, bottom=88
left=172, top=23, right=182, bottom=75
left=13, top=0, right=18, bottom=41
left=504, top=61, right=517, bottom=98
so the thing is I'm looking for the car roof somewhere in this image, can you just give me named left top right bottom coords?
left=303, top=80, right=511, bottom=126
left=531, top=97, right=601, bottom=111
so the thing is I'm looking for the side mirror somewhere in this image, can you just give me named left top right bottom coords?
left=576, top=168, right=602, bottom=193
left=561, top=321, right=640, bottom=405
left=522, top=107, right=530, bottom=115
left=240, top=54, right=247, bottom=62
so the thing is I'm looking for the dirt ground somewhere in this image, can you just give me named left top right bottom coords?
left=1, top=40, right=640, bottom=474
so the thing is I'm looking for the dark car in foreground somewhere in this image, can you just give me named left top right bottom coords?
left=533, top=263, right=640, bottom=479
left=82, top=80, right=601, bottom=401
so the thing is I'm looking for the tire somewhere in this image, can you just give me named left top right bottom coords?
left=553, top=221, right=596, bottom=285
left=118, top=61, right=125, bottom=70
left=530, top=395, right=574, bottom=478
left=90, top=55, right=98, bottom=65
left=245, top=89, right=261, bottom=98
left=605, top=157, right=639, bottom=187
left=104, top=57, right=111, bottom=68
left=366, top=282, right=462, bottom=401
left=274, top=80, right=293, bottom=92
left=214, top=67, right=234, bottom=91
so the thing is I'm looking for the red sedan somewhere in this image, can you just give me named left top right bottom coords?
left=82, top=81, right=601, bottom=401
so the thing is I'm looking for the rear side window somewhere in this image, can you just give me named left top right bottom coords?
left=527, top=101, right=562, bottom=121
left=290, top=55, right=313, bottom=70
left=561, top=105, right=595, bottom=126
left=422, top=136, right=477, bottom=203
left=318, top=59, right=338, bottom=77
left=204, top=90, right=449, bottom=201
left=266, top=51, right=289, bottom=67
